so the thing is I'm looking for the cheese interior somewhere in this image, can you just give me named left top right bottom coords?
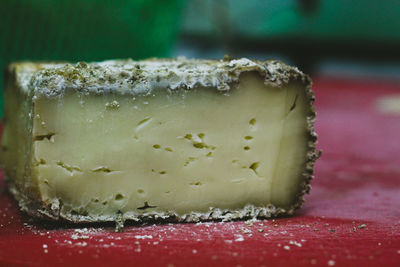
left=6, top=72, right=309, bottom=217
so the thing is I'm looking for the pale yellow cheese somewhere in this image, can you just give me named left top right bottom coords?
left=31, top=72, right=306, bottom=216
left=1, top=59, right=317, bottom=223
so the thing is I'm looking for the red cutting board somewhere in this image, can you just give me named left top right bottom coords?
left=0, top=78, right=399, bottom=267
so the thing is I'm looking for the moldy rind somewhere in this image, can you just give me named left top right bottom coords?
left=29, top=57, right=309, bottom=98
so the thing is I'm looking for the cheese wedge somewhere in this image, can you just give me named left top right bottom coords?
left=0, top=58, right=319, bottom=224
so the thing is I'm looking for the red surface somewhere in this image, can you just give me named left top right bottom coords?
left=1, top=78, right=400, bottom=267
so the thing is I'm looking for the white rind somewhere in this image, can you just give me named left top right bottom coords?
left=19, top=57, right=308, bottom=98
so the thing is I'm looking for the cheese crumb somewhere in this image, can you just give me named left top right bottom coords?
left=134, top=235, right=153, bottom=240
left=358, top=224, right=367, bottom=229
left=234, top=235, right=244, bottom=242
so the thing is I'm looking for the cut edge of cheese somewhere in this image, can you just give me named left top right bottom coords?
left=1, top=57, right=320, bottom=225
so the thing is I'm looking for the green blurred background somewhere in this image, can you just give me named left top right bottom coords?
left=1, top=0, right=400, bottom=117
left=0, top=0, right=184, bottom=117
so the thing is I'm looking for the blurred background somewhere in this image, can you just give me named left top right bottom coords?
left=1, top=0, right=400, bottom=117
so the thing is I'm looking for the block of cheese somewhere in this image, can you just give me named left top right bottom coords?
left=0, top=58, right=319, bottom=225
